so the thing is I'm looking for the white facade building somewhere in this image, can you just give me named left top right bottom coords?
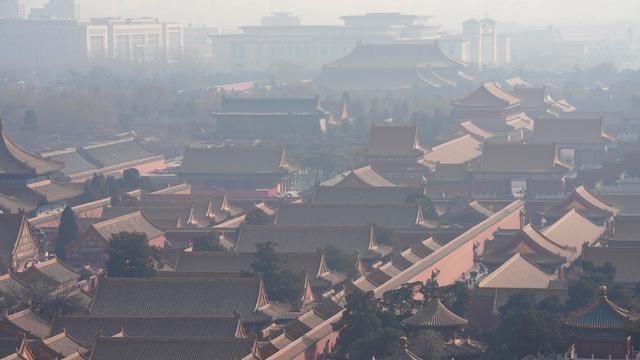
left=211, top=12, right=442, bottom=72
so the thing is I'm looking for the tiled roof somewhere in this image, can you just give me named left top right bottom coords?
left=42, top=148, right=98, bottom=178
left=404, top=298, right=468, bottom=328
left=311, top=186, right=420, bottom=205
left=421, top=134, right=483, bottom=166
left=78, top=138, right=157, bottom=168
left=478, top=253, right=554, bottom=289
left=322, top=166, right=398, bottom=187
left=220, top=97, right=321, bottom=114
left=583, top=246, right=640, bottom=283
left=596, top=193, right=640, bottom=216
left=542, top=209, right=605, bottom=261
left=50, top=316, right=244, bottom=346
left=367, top=124, right=421, bottom=157
left=0, top=338, right=20, bottom=359
left=0, top=121, right=63, bottom=176
left=6, top=309, right=50, bottom=338
left=88, top=277, right=269, bottom=323
left=101, top=207, right=194, bottom=230
left=90, top=211, right=164, bottom=242
left=88, top=337, right=256, bottom=360
left=0, top=214, right=27, bottom=255
left=274, top=203, right=422, bottom=228
left=532, top=116, right=611, bottom=144
left=42, top=332, right=88, bottom=358
left=178, top=144, right=290, bottom=175
left=174, top=252, right=323, bottom=277
left=385, top=337, right=424, bottom=360
left=542, top=185, right=620, bottom=218
left=0, top=273, right=27, bottom=296
left=472, top=142, right=569, bottom=173
left=0, top=193, right=36, bottom=213
left=235, top=225, right=376, bottom=255
left=459, top=121, right=494, bottom=140
left=326, top=43, right=463, bottom=70
left=565, top=287, right=639, bottom=330
left=19, top=258, right=80, bottom=287
left=480, top=225, right=568, bottom=266
left=452, top=82, right=521, bottom=108
left=26, top=180, right=83, bottom=203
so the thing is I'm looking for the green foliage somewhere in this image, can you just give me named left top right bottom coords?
left=56, top=206, right=78, bottom=261
left=567, top=261, right=629, bottom=310
left=413, top=330, right=445, bottom=360
left=191, top=232, right=225, bottom=252
left=324, top=246, right=358, bottom=280
left=251, top=242, right=304, bottom=305
left=105, top=232, right=160, bottom=278
left=441, top=281, right=472, bottom=318
left=405, top=193, right=438, bottom=221
left=488, top=291, right=572, bottom=359
left=382, top=281, right=421, bottom=319
left=244, top=208, right=271, bottom=225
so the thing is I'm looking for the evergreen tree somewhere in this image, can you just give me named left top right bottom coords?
left=251, top=242, right=303, bottom=305
left=105, top=232, right=160, bottom=278
left=244, top=208, right=271, bottom=225
left=55, top=206, right=78, bottom=261
left=191, top=232, right=224, bottom=251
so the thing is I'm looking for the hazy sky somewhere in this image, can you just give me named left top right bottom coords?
left=40, top=0, right=640, bottom=32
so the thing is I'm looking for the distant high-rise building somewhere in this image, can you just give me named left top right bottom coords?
left=261, top=12, right=300, bottom=27
left=462, top=17, right=510, bottom=68
left=29, top=0, right=78, bottom=20
left=0, top=0, right=25, bottom=18
left=211, top=12, right=442, bottom=72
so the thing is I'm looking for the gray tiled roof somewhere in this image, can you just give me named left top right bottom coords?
left=179, top=144, right=290, bottom=175
left=79, top=138, right=156, bottom=168
left=51, top=316, right=243, bottom=346
left=88, top=277, right=269, bottom=323
left=43, top=148, right=98, bottom=177
left=174, top=252, right=322, bottom=276
left=274, top=203, right=421, bottom=228
left=235, top=225, right=374, bottom=255
left=311, top=186, right=421, bottom=205
left=88, top=337, right=255, bottom=360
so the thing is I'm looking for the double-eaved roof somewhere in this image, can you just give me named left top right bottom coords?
left=178, top=144, right=291, bottom=175
left=274, top=203, right=423, bottom=228
left=542, top=185, right=620, bottom=219
left=88, top=277, right=269, bottom=323
left=565, top=286, right=639, bottom=330
left=541, top=209, right=605, bottom=262
left=88, top=337, right=256, bottom=360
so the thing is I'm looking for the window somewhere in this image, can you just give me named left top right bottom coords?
left=511, top=178, right=527, bottom=198
left=559, top=148, right=575, bottom=165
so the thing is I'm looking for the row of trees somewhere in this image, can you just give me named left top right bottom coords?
left=331, top=275, right=470, bottom=360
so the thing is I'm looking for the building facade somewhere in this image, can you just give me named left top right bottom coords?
left=211, top=12, right=442, bottom=72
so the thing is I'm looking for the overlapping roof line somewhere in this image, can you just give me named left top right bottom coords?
left=565, top=286, right=639, bottom=330
left=0, top=118, right=63, bottom=176
left=265, top=200, right=524, bottom=360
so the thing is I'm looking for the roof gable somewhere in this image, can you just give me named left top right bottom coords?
left=179, top=144, right=290, bottom=175
left=478, top=253, right=553, bottom=289
left=452, top=82, right=521, bottom=108
left=367, top=124, right=421, bottom=157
